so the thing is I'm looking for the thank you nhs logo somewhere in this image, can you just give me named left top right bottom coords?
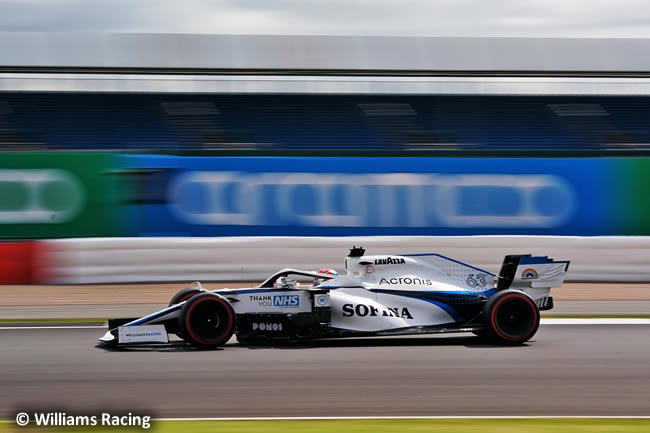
left=273, top=295, right=300, bottom=307
left=168, top=171, right=576, bottom=229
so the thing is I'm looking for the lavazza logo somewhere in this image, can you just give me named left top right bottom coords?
left=343, top=303, right=414, bottom=319
left=249, top=294, right=300, bottom=308
left=374, top=257, right=406, bottom=265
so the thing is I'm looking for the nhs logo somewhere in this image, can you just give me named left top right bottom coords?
left=273, top=295, right=300, bottom=307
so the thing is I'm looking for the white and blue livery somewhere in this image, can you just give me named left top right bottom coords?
left=99, top=247, right=570, bottom=348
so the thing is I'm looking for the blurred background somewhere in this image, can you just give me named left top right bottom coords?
left=1, top=1, right=650, bottom=427
left=2, top=32, right=650, bottom=284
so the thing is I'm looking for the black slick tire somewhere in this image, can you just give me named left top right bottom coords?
left=165, top=288, right=202, bottom=335
left=482, top=290, right=540, bottom=345
left=177, top=292, right=236, bottom=349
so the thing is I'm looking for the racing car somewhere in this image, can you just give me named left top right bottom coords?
left=99, top=247, right=570, bottom=348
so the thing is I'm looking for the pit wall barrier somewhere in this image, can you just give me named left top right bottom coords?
left=36, top=236, right=650, bottom=284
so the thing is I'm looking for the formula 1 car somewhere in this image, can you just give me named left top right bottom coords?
left=99, top=247, right=570, bottom=348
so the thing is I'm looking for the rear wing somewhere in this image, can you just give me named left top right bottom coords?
left=496, top=255, right=570, bottom=311
left=497, top=255, right=570, bottom=291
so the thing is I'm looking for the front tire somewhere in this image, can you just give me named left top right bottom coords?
left=178, top=293, right=236, bottom=349
left=482, top=290, right=540, bottom=345
left=165, top=288, right=202, bottom=335
left=168, top=287, right=201, bottom=307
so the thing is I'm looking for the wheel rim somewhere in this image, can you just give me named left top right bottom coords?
left=493, top=296, right=536, bottom=340
left=186, top=298, right=232, bottom=343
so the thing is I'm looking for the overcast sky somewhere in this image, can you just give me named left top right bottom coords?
left=1, top=0, right=649, bottom=38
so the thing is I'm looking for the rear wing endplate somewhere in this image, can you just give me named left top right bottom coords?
left=497, top=255, right=570, bottom=291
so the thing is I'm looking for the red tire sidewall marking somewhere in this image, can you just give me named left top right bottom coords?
left=184, top=297, right=234, bottom=345
left=490, top=294, right=539, bottom=342
left=178, top=293, right=196, bottom=304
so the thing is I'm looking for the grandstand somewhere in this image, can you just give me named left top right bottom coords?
left=2, top=32, right=650, bottom=153
left=3, top=93, right=650, bottom=151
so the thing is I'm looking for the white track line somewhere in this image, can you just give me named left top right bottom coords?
left=0, top=319, right=649, bottom=330
left=2, top=416, right=649, bottom=424
left=541, top=318, right=650, bottom=325
left=0, top=325, right=105, bottom=330
left=2, top=416, right=649, bottom=423
left=155, top=416, right=650, bottom=421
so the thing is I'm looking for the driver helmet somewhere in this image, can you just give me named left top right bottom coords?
left=313, top=268, right=338, bottom=286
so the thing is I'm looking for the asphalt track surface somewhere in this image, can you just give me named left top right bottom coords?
left=1, top=325, right=649, bottom=418
left=3, top=300, right=650, bottom=319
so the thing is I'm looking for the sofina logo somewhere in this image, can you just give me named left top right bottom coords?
left=521, top=268, right=539, bottom=279
left=273, top=295, right=300, bottom=307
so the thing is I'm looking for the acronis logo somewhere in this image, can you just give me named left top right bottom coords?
left=273, top=295, right=300, bottom=307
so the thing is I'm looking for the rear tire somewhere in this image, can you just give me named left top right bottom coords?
left=178, top=293, right=236, bottom=349
left=483, top=290, right=539, bottom=345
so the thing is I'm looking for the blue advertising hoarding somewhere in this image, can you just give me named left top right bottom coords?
left=117, top=155, right=624, bottom=237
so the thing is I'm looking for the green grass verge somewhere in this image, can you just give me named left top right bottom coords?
left=1, top=418, right=649, bottom=433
